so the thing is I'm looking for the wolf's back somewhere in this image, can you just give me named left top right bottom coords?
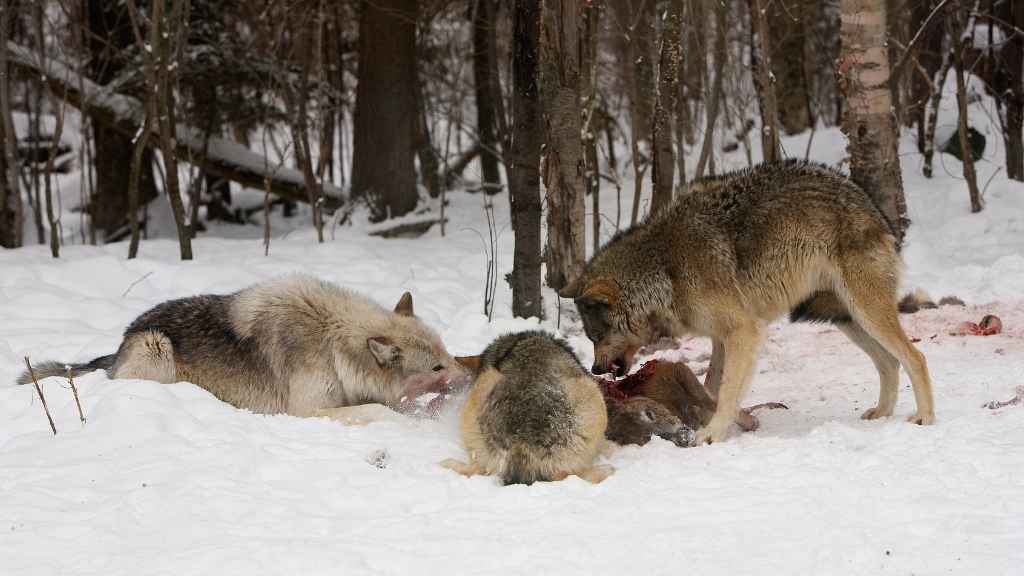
left=472, top=331, right=603, bottom=485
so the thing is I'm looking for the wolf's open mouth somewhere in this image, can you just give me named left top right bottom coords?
left=610, top=359, right=626, bottom=377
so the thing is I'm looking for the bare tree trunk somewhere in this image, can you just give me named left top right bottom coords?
left=0, top=0, right=20, bottom=249
left=838, top=0, right=908, bottom=245
left=540, top=0, right=585, bottom=291
left=682, top=0, right=704, bottom=145
left=922, top=46, right=952, bottom=179
left=748, top=0, right=781, bottom=163
left=582, top=0, right=600, bottom=252
left=318, top=1, right=338, bottom=185
left=130, top=0, right=192, bottom=259
left=949, top=3, right=981, bottom=212
left=907, top=0, right=944, bottom=151
left=128, top=100, right=153, bottom=258
left=509, top=0, right=542, bottom=318
left=694, top=0, right=727, bottom=180
left=43, top=81, right=66, bottom=258
left=651, top=0, right=682, bottom=213
left=351, top=0, right=418, bottom=221
left=994, top=0, right=1023, bottom=180
left=472, top=0, right=501, bottom=193
left=413, top=66, right=441, bottom=198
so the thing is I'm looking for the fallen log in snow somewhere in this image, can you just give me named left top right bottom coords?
left=5, top=41, right=343, bottom=209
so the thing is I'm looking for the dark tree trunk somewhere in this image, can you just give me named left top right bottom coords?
left=87, top=0, right=157, bottom=239
left=0, top=0, right=20, bottom=248
left=351, top=0, right=418, bottom=221
left=540, top=0, right=585, bottom=291
left=838, top=0, right=908, bottom=245
left=806, top=0, right=841, bottom=127
left=472, top=0, right=501, bottom=193
left=581, top=0, right=600, bottom=251
left=682, top=0, right=704, bottom=145
left=651, top=0, right=682, bottom=213
left=766, top=0, right=813, bottom=134
left=413, top=66, right=441, bottom=198
left=995, top=0, right=1023, bottom=180
left=909, top=0, right=945, bottom=153
left=509, top=0, right=542, bottom=318
left=950, top=3, right=981, bottom=212
left=749, top=0, right=781, bottom=163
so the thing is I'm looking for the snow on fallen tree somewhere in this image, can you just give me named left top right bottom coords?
left=5, top=42, right=344, bottom=209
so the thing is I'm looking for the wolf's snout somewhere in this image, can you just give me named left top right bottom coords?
left=591, top=358, right=625, bottom=377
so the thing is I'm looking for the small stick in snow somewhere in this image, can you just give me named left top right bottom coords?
left=66, top=365, right=86, bottom=425
left=121, top=271, right=154, bottom=298
left=23, top=357, right=57, bottom=435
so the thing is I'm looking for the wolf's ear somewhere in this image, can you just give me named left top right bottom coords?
left=367, top=337, right=401, bottom=366
left=455, top=355, right=481, bottom=372
left=393, top=292, right=414, bottom=317
left=577, top=278, right=619, bottom=307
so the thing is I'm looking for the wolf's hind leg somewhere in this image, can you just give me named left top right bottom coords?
left=110, top=331, right=177, bottom=383
left=838, top=253, right=935, bottom=425
left=835, top=321, right=900, bottom=420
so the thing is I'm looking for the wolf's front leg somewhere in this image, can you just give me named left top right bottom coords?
left=314, top=404, right=407, bottom=426
left=704, top=338, right=725, bottom=400
left=695, top=323, right=765, bottom=445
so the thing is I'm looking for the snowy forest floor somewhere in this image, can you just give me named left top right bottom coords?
left=2, top=122, right=1024, bottom=574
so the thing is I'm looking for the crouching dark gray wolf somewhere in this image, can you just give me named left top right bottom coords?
left=560, top=160, right=936, bottom=444
left=442, top=331, right=611, bottom=485
left=18, top=274, right=467, bottom=423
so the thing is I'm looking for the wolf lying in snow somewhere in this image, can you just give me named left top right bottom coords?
left=18, top=274, right=467, bottom=423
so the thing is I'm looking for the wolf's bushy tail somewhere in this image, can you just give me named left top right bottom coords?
left=16, top=354, right=117, bottom=385
left=501, top=446, right=544, bottom=486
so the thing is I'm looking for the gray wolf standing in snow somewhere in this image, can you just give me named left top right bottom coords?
left=559, top=160, right=936, bottom=444
left=442, top=331, right=611, bottom=485
left=18, top=274, right=467, bottom=423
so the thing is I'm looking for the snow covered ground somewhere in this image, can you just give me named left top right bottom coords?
left=2, top=121, right=1024, bottom=574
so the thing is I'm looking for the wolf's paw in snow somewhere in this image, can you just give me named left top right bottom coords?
left=861, top=406, right=894, bottom=420
left=906, top=412, right=935, bottom=425
left=693, top=419, right=732, bottom=445
left=440, top=458, right=480, bottom=478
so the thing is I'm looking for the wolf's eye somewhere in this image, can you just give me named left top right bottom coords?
left=432, top=364, right=444, bottom=372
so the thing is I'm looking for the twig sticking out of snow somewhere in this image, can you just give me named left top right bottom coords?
left=23, top=357, right=56, bottom=435
left=121, top=271, right=154, bottom=298
left=66, top=365, right=86, bottom=425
